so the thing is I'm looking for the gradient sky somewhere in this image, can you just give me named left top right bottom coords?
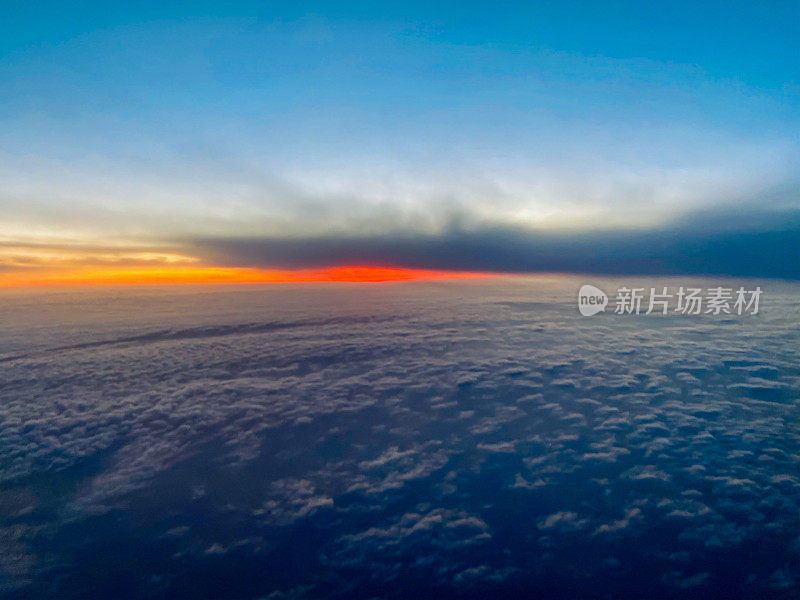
left=1, top=1, right=798, bottom=283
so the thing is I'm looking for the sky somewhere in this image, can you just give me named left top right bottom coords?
left=1, top=1, right=798, bottom=284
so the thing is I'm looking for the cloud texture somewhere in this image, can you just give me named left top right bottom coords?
left=0, top=277, right=798, bottom=598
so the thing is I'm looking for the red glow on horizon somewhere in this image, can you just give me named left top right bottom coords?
left=0, top=265, right=496, bottom=287
left=286, top=266, right=492, bottom=283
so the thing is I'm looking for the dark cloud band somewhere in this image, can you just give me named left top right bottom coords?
left=190, top=208, right=800, bottom=279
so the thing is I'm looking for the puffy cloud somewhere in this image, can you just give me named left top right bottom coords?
left=0, top=276, right=798, bottom=598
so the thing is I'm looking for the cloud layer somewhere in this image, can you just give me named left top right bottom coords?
left=191, top=206, right=800, bottom=279
left=0, top=277, right=798, bottom=598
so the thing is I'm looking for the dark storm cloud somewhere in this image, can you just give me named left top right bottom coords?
left=190, top=207, right=800, bottom=279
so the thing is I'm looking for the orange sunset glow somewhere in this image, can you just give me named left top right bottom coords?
left=0, top=265, right=495, bottom=287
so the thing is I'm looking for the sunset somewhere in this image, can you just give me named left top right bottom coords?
left=0, top=2, right=798, bottom=599
left=0, top=265, right=492, bottom=287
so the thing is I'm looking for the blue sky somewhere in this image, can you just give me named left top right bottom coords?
left=0, top=1, right=798, bottom=276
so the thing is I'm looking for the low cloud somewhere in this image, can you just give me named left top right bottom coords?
left=190, top=207, right=800, bottom=279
